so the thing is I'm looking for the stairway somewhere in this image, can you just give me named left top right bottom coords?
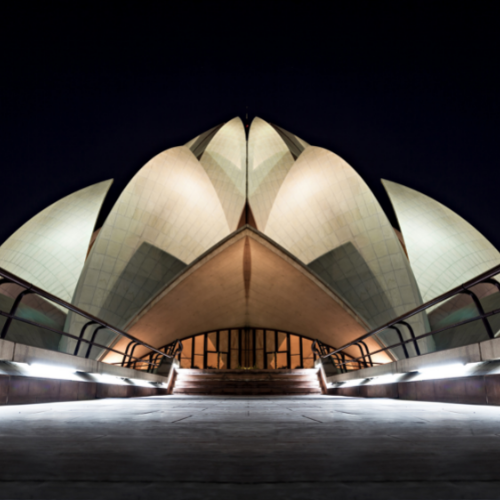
left=172, top=369, right=323, bottom=396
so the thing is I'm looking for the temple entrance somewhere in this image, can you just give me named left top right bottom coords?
left=170, top=328, right=331, bottom=370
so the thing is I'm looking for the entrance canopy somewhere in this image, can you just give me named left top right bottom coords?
left=103, top=227, right=391, bottom=364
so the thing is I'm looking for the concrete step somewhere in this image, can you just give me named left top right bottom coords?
left=174, top=377, right=319, bottom=384
left=177, top=369, right=318, bottom=376
left=172, top=387, right=322, bottom=395
left=175, top=374, right=318, bottom=383
left=174, top=381, right=321, bottom=389
left=172, top=368, right=323, bottom=396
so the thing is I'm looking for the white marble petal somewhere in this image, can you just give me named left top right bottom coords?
left=264, top=147, right=430, bottom=353
left=383, top=179, right=500, bottom=304
left=199, top=117, right=246, bottom=231
left=248, top=117, right=295, bottom=230
left=0, top=180, right=112, bottom=303
left=66, top=146, right=230, bottom=337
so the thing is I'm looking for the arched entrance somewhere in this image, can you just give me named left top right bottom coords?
left=162, top=328, right=335, bottom=370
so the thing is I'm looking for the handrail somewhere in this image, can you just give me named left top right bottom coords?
left=146, top=328, right=340, bottom=370
left=0, top=266, right=177, bottom=369
left=150, top=326, right=360, bottom=362
left=0, top=309, right=158, bottom=367
left=318, top=262, right=500, bottom=368
left=320, top=305, right=500, bottom=371
left=130, top=339, right=183, bottom=372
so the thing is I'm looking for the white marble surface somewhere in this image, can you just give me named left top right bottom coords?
left=1, top=395, right=500, bottom=499
left=199, top=117, right=246, bottom=232
left=265, top=147, right=429, bottom=351
left=382, top=179, right=500, bottom=308
left=0, top=179, right=112, bottom=305
left=66, top=146, right=230, bottom=337
left=248, top=116, right=295, bottom=230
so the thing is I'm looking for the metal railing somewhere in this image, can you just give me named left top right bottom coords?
left=122, top=339, right=183, bottom=371
left=145, top=327, right=358, bottom=370
left=312, top=339, right=374, bottom=372
left=0, top=266, right=179, bottom=372
left=4, top=260, right=498, bottom=376
left=315, top=263, right=500, bottom=373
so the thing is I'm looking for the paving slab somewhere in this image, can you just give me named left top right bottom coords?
left=1, top=395, right=500, bottom=499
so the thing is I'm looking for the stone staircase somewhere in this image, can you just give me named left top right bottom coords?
left=172, top=369, right=323, bottom=396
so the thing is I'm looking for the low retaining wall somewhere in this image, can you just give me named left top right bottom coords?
left=0, top=338, right=172, bottom=406
left=0, top=338, right=168, bottom=383
left=0, top=374, right=169, bottom=406
left=329, top=374, right=500, bottom=406
left=324, top=335, right=500, bottom=406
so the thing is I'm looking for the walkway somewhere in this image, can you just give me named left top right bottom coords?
left=1, top=395, right=500, bottom=499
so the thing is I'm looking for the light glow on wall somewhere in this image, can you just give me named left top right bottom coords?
left=29, top=363, right=77, bottom=379
left=365, top=373, right=405, bottom=385
left=330, top=362, right=487, bottom=388
left=416, top=363, right=466, bottom=379
left=93, top=373, right=126, bottom=385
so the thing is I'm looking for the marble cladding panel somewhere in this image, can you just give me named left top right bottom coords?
left=199, top=117, right=246, bottom=231
left=0, top=298, right=62, bottom=351
left=187, top=124, right=224, bottom=159
left=382, top=180, right=500, bottom=309
left=264, top=146, right=430, bottom=354
left=0, top=180, right=112, bottom=304
left=294, top=135, right=310, bottom=149
left=83, top=243, right=188, bottom=358
left=269, top=123, right=306, bottom=159
left=0, top=283, right=67, bottom=327
left=184, top=134, right=199, bottom=150
left=97, top=242, right=186, bottom=327
left=65, top=146, right=230, bottom=350
left=0, top=292, right=65, bottom=350
left=248, top=117, right=296, bottom=230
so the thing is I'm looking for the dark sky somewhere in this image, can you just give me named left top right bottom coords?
left=1, top=2, right=499, bottom=248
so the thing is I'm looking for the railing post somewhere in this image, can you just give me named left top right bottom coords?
left=85, top=326, right=107, bottom=359
left=389, top=326, right=409, bottom=358
left=358, top=340, right=373, bottom=367
left=147, top=353, right=154, bottom=373
left=121, top=340, right=136, bottom=367
left=311, top=340, right=319, bottom=358
left=340, top=352, right=346, bottom=371
left=127, top=343, right=140, bottom=368
left=398, top=321, right=421, bottom=356
left=175, top=339, right=183, bottom=357
left=480, top=278, right=500, bottom=294
left=355, top=342, right=368, bottom=368
left=332, top=353, right=343, bottom=373
left=0, top=288, right=34, bottom=339
left=151, top=352, right=163, bottom=371
left=74, top=320, right=97, bottom=356
left=165, top=343, right=173, bottom=357
left=460, top=289, right=494, bottom=339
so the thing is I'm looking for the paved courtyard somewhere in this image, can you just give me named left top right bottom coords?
left=1, top=395, right=500, bottom=499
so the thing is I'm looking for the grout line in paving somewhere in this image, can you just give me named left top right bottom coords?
left=172, top=416, right=193, bottom=423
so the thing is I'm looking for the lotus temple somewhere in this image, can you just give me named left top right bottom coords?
left=3, top=117, right=500, bottom=499
left=0, top=116, right=499, bottom=370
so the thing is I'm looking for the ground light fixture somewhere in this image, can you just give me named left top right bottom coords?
left=17, top=362, right=78, bottom=380
left=329, top=362, right=487, bottom=389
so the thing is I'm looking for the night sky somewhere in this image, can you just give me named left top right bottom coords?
left=1, top=3, right=499, bottom=249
